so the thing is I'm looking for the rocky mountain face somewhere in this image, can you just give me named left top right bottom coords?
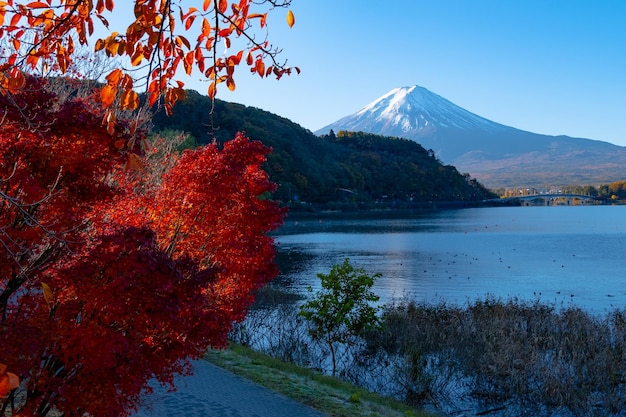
left=316, top=86, right=626, bottom=189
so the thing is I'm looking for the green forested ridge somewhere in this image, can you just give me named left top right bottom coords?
left=151, top=90, right=497, bottom=209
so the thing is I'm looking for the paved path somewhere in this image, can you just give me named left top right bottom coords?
left=133, top=360, right=328, bottom=417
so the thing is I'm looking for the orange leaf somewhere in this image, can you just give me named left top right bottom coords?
left=120, top=89, right=139, bottom=110
left=10, top=12, right=21, bottom=27
left=0, top=371, right=19, bottom=397
left=286, top=9, right=295, bottom=28
left=203, top=0, right=211, bottom=11
left=105, top=0, right=113, bottom=11
left=181, top=7, right=197, bottom=20
left=26, top=1, right=48, bottom=8
left=130, top=48, right=144, bottom=66
left=246, top=52, right=253, bottom=65
left=185, top=14, right=195, bottom=30
left=226, top=77, right=235, bottom=91
left=105, top=68, right=123, bottom=85
left=176, top=35, right=191, bottom=50
left=201, top=17, right=211, bottom=37
left=0, top=377, right=10, bottom=397
left=100, top=84, right=117, bottom=107
left=255, top=59, right=265, bottom=78
left=183, top=51, right=194, bottom=75
left=5, top=69, right=25, bottom=91
left=56, top=45, right=69, bottom=73
left=195, top=47, right=203, bottom=63
left=208, top=82, right=216, bottom=99
left=148, top=91, right=158, bottom=107
left=218, top=0, right=227, bottom=13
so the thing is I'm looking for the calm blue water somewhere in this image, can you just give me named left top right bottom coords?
left=274, top=206, right=626, bottom=313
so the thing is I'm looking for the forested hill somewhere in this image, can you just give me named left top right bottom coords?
left=151, top=90, right=497, bottom=209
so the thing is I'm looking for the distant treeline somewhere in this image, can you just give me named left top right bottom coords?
left=151, top=91, right=497, bottom=210
left=499, top=182, right=626, bottom=202
left=563, top=182, right=626, bottom=201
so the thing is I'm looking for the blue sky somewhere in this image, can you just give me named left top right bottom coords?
left=183, top=0, right=626, bottom=146
left=101, top=1, right=626, bottom=146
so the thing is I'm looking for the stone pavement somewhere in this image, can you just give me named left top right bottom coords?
left=133, top=359, right=328, bottom=417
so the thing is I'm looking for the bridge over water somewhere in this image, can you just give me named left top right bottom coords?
left=495, top=193, right=597, bottom=206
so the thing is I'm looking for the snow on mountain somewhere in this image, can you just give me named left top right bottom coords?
left=316, top=85, right=513, bottom=138
left=315, top=84, right=626, bottom=189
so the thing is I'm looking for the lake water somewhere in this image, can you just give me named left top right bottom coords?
left=274, top=206, right=626, bottom=314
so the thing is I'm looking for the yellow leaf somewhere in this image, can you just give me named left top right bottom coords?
left=286, top=9, right=295, bottom=28
left=105, top=41, right=119, bottom=56
left=41, top=282, right=54, bottom=306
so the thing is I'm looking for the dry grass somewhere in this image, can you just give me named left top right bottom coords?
left=372, top=297, right=626, bottom=416
left=231, top=289, right=626, bottom=416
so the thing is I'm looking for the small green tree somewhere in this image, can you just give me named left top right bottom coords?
left=300, top=259, right=381, bottom=376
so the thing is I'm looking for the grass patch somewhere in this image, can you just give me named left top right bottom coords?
left=204, top=343, right=436, bottom=417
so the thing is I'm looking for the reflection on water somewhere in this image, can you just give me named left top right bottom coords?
left=274, top=206, right=626, bottom=313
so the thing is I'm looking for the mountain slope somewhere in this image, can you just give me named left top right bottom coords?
left=316, top=86, right=626, bottom=188
left=151, top=90, right=496, bottom=207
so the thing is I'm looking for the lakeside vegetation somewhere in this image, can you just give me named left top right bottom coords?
left=232, top=279, right=626, bottom=417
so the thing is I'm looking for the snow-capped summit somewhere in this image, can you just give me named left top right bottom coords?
left=315, top=84, right=626, bottom=188
left=317, top=85, right=511, bottom=140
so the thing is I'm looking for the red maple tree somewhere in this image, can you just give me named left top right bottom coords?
left=0, top=77, right=284, bottom=416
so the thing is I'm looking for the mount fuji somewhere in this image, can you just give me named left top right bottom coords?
left=316, top=85, right=626, bottom=188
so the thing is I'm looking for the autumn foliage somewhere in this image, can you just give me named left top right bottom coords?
left=0, top=0, right=297, bottom=115
left=0, top=77, right=284, bottom=416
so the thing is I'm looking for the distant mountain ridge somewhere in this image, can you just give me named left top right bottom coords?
left=317, top=85, right=626, bottom=188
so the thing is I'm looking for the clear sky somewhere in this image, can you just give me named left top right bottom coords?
left=179, top=0, right=626, bottom=146
left=99, top=1, right=625, bottom=146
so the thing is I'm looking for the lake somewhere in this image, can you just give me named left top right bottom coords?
left=274, top=205, right=626, bottom=313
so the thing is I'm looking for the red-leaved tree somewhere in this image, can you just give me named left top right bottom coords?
left=0, top=77, right=284, bottom=416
